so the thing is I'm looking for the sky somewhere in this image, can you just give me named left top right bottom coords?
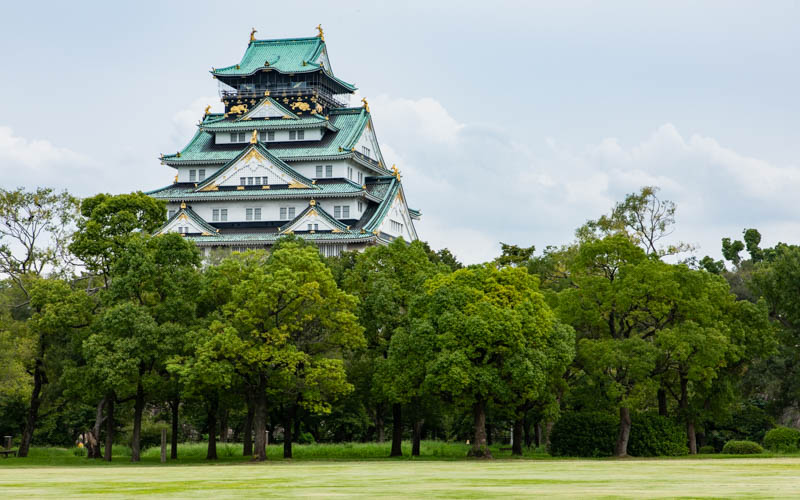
left=1, top=1, right=799, bottom=264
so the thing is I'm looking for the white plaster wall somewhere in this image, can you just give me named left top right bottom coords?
left=214, top=128, right=324, bottom=145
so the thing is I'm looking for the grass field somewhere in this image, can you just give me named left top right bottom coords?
left=1, top=457, right=800, bottom=498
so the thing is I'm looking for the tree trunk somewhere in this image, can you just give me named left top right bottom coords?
left=104, top=393, right=114, bottom=461
left=87, top=397, right=106, bottom=459
left=206, top=395, right=218, bottom=460
left=614, top=406, right=632, bottom=457
left=522, top=415, right=531, bottom=448
left=512, top=418, right=523, bottom=456
left=253, top=378, right=268, bottom=461
left=219, top=408, right=228, bottom=444
left=390, top=403, right=403, bottom=457
left=486, top=422, right=494, bottom=446
left=545, top=421, right=553, bottom=446
left=243, top=397, right=254, bottom=457
left=412, top=418, right=423, bottom=456
left=658, top=388, right=668, bottom=416
left=468, top=399, right=492, bottom=458
left=283, top=403, right=297, bottom=459
left=375, top=404, right=385, bottom=443
left=679, top=376, right=697, bottom=454
left=170, top=396, right=179, bottom=460
left=18, top=359, right=45, bottom=457
left=534, top=421, right=542, bottom=448
left=131, top=379, right=145, bottom=462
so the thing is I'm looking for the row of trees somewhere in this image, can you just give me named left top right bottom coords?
left=0, top=185, right=795, bottom=460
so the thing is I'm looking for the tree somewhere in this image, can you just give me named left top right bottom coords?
left=200, top=241, right=364, bottom=461
left=69, top=192, right=165, bottom=285
left=494, top=243, right=536, bottom=268
left=18, top=279, right=93, bottom=457
left=83, top=232, right=200, bottom=461
left=578, top=186, right=691, bottom=257
left=0, top=187, right=78, bottom=297
left=414, top=264, right=569, bottom=458
left=558, top=235, right=670, bottom=456
left=343, top=239, right=441, bottom=456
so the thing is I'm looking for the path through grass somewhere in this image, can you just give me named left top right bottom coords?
left=1, top=457, right=799, bottom=498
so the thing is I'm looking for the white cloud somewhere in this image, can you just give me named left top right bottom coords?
left=170, top=97, right=224, bottom=147
left=0, top=126, right=102, bottom=196
left=369, top=97, right=800, bottom=264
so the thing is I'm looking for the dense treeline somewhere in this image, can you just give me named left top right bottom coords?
left=0, top=185, right=797, bottom=460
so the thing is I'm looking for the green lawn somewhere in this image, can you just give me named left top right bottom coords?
left=2, top=456, right=800, bottom=498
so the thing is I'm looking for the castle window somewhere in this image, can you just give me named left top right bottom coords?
left=259, top=131, right=266, bottom=142
left=240, top=177, right=246, bottom=185
left=307, top=223, right=319, bottom=231
left=358, top=201, right=363, bottom=212
left=280, top=207, right=296, bottom=220
left=358, top=172, right=363, bottom=184
left=297, top=130, right=305, bottom=140
left=220, top=208, right=228, bottom=221
left=391, top=220, right=403, bottom=234
left=348, top=167, right=353, bottom=180
left=212, top=209, right=219, bottom=221
left=189, top=169, right=196, bottom=182
left=289, top=130, right=297, bottom=140
left=268, top=131, right=275, bottom=141
left=230, top=133, right=237, bottom=142
left=238, top=132, right=245, bottom=142
left=167, top=209, right=176, bottom=219
left=316, top=165, right=323, bottom=177
left=325, top=165, right=333, bottom=177
left=199, top=169, right=206, bottom=181
left=246, top=208, right=262, bottom=221
left=334, top=206, right=341, bottom=218
left=343, top=206, right=350, bottom=218
left=362, top=146, right=370, bottom=157
left=247, top=177, right=254, bottom=185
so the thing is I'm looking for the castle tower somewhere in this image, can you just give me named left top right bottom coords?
left=147, top=28, right=420, bottom=256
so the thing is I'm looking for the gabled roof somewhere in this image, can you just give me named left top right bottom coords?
left=146, top=179, right=378, bottom=202
left=195, top=142, right=316, bottom=191
left=211, top=37, right=356, bottom=92
left=162, top=108, right=389, bottom=171
left=156, top=204, right=219, bottom=236
left=278, top=201, right=351, bottom=234
left=239, top=96, right=297, bottom=120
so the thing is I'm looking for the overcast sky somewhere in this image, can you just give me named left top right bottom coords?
left=1, top=1, right=799, bottom=263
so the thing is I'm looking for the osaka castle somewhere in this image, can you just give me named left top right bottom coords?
left=147, top=26, right=420, bottom=257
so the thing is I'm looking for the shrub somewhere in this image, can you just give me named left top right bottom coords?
left=549, top=412, right=617, bottom=457
left=763, top=426, right=800, bottom=452
left=628, top=414, right=688, bottom=457
left=698, top=444, right=715, bottom=454
left=722, top=440, right=764, bottom=454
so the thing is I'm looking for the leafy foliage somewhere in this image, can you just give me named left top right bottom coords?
left=549, top=412, right=617, bottom=457
left=721, top=440, right=764, bottom=454
left=763, top=426, right=800, bottom=452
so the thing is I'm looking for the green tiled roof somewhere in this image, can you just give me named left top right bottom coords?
left=363, top=177, right=400, bottom=232
left=187, top=231, right=376, bottom=245
left=162, top=108, right=377, bottom=166
left=201, top=115, right=334, bottom=133
left=211, top=37, right=356, bottom=92
left=147, top=180, right=367, bottom=201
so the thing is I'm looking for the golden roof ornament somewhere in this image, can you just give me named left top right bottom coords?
left=204, top=105, right=211, bottom=115
left=361, top=97, right=370, bottom=112
left=391, top=164, right=400, bottom=178
left=250, top=129, right=258, bottom=144
left=174, top=174, right=178, bottom=183
left=180, top=201, right=186, bottom=209
left=316, top=24, right=325, bottom=41
left=309, top=199, right=316, bottom=206
left=250, top=28, right=257, bottom=43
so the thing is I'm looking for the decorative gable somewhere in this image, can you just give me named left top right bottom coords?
left=241, top=98, right=296, bottom=120
left=158, top=206, right=218, bottom=236
left=199, top=146, right=313, bottom=190
left=353, top=121, right=381, bottom=162
left=317, top=47, right=332, bottom=73
left=281, top=201, right=348, bottom=234
left=376, top=189, right=418, bottom=241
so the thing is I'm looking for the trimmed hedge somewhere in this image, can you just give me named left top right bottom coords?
left=549, top=412, right=617, bottom=457
left=628, top=414, right=688, bottom=457
left=698, top=444, right=715, bottom=454
left=722, top=440, right=764, bottom=454
left=549, top=412, right=687, bottom=457
left=763, top=426, right=800, bottom=452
